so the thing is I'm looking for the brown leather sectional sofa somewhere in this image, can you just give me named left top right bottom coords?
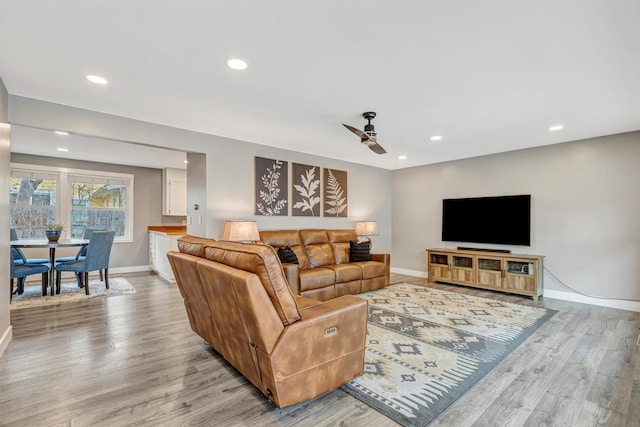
left=167, top=236, right=368, bottom=408
left=260, top=229, right=390, bottom=301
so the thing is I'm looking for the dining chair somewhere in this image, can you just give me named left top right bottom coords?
left=10, top=227, right=49, bottom=265
left=10, top=251, right=50, bottom=301
left=55, top=227, right=107, bottom=285
left=54, top=230, right=116, bottom=295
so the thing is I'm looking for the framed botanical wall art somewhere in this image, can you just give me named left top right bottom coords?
left=323, top=168, right=347, bottom=217
left=255, top=156, right=288, bottom=216
left=292, top=163, right=321, bottom=216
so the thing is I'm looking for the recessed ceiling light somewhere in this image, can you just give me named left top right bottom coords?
left=398, top=155, right=407, bottom=160
left=54, top=130, right=69, bottom=135
left=86, top=74, right=108, bottom=85
left=57, top=148, right=69, bottom=152
left=183, top=160, right=189, bottom=164
left=430, top=135, right=442, bottom=141
left=226, top=58, right=248, bottom=70
left=548, top=125, right=564, bottom=131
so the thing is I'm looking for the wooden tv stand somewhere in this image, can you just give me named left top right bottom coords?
left=426, top=248, right=544, bottom=300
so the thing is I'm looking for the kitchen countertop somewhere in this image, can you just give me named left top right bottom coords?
left=147, top=225, right=187, bottom=235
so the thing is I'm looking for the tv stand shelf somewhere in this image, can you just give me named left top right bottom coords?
left=426, top=248, right=544, bottom=300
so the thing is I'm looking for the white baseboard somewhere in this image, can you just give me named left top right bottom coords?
left=391, top=267, right=428, bottom=278
left=25, top=265, right=152, bottom=283
left=390, top=268, right=640, bottom=313
left=0, top=326, right=12, bottom=359
left=543, top=289, right=640, bottom=313
left=68, top=265, right=151, bottom=277
left=110, top=265, right=152, bottom=275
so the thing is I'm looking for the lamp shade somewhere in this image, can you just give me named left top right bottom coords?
left=222, top=220, right=260, bottom=242
left=355, top=221, right=378, bottom=237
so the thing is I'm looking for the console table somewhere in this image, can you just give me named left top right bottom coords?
left=426, top=248, right=544, bottom=300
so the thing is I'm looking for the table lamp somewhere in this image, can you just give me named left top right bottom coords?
left=355, top=220, right=378, bottom=246
left=222, top=220, right=260, bottom=242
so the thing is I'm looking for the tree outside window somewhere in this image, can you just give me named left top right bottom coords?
left=9, top=177, right=57, bottom=238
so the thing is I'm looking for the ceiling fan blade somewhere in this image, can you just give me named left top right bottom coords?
left=368, top=141, right=387, bottom=155
left=343, top=123, right=370, bottom=141
left=344, top=120, right=384, bottom=153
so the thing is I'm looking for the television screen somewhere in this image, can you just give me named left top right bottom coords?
left=442, top=195, right=531, bottom=246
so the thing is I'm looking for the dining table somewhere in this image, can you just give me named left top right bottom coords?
left=10, top=238, right=90, bottom=296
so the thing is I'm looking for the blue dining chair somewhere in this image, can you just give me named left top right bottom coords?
left=10, top=250, right=50, bottom=301
left=55, top=227, right=106, bottom=285
left=55, top=231, right=115, bottom=295
left=10, top=228, right=49, bottom=265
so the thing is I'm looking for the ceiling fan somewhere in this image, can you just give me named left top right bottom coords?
left=343, top=112, right=387, bottom=155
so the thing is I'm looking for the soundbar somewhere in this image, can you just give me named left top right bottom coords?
left=457, top=247, right=511, bottom=253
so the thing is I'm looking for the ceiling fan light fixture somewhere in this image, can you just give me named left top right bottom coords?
left=343, top=111, right=387, bottom=155
left=226, top=57, right=248, bottom=70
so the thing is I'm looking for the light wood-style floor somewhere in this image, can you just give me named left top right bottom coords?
left=1, top=272, right=639, bottom=427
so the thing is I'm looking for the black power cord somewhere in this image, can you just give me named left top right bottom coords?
left=544, top=265, right=640, bottom=302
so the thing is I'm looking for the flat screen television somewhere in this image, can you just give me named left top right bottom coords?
left=442, top=195, right=531, bottom=246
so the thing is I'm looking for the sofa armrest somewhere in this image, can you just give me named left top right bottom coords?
left=281, top=263, right=300, bottom=295
left=371, top=253, right=390, bottom=265
left=271, top=295, right=367, bottom=374
left=297, top=294, right=366, bottom=321
left=371, top=253, right=391, bottom=286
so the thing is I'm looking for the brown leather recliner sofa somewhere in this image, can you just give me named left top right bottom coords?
left=259, top=229, right=390, bottom=301
left=167, top=236, right=368, bottom=408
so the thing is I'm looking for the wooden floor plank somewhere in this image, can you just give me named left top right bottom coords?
left=1, top=272, right=638, bottom=426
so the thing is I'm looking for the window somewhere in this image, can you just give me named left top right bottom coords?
left=10, top=164, right=134, bottom=242
left=68, top=174, right=129, bottom=239
left=10, top=169, right=58, bottom=238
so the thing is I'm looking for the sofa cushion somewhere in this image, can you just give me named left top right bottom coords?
left=349, top=240, right=371, bottom=262
left=352, top=260, right=387, bottom=279
left=294, top=295, right=323, bottom=310
left=304, top=243, right=336, bottom=267
left=299, top=229, right=329, bottom=245
left=298, top=267, right=335, bottom=292
left=260, top=230, right=310, bottom=269
left=327, top=230, right=358, bottom=264
left=299, top=285, right=337, bottom=302
left=177, top=235, right=217, bottom=257
left=323, top=263, right=362, bottom=284
left=277, top=246, right=299, bottom=264
left=300, top=229, right=336, bottom=267
left=204, top=241, right=301, bottom=325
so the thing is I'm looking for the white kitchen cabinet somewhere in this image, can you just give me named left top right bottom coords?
left=149, top=230, right=184, bottom=283
left=162, top=168, right=187, bottom=216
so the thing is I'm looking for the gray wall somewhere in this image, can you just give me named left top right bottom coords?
left=10, top=153, right=183, bottom=268
left=0, top=77, right=11, bottom=357
left=8, top=96, right=393, bottom=253
left=392, top=131, right=640, bottom=300
left=186, top=152, right=207, bottom=237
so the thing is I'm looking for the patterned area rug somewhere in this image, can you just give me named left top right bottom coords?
left=342, top=283, right=556, bottom=427
left=10, top=277, right=136, bottom=310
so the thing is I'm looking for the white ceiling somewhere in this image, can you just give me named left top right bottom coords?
left=1, top=1, right=639, bottom=170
